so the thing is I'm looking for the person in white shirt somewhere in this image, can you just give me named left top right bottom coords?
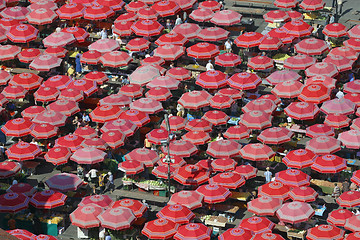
left=225, top=39, right=232, bottom=53
left=100, top=28, right=107, bottom=39
left=206, top=60, right=214, bottom=71
left=88, top=168, right=98, bottom=185
left=175, top=15, right=183, bottom=26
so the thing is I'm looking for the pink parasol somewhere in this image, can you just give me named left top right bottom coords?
left=258, top=181, right=290, bottom=200
left=247, top=196, right=282, bottom=216
left=289, top=186, right=318, bottom=202
left=276, top=201, right=314, bottom=224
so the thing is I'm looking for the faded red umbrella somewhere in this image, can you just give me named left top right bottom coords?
left=234, top=165, right=257, bottom=179
left=32, top=110, right=67, bottom=127
left=345, top=93, right=360, bottom=107
left=206, top=140, right=240, bottom=158
left=272, top=80, right=303, bottom=99
left=113, top=21, right=134, bottom=37
left=337, top=191, right=360, bottom=208
left=299, top=0, right=325, bottom=11
left=47, top=99, right=79, bottom=116
left=182, top=131, right=210, bottom=145
left=289, top=186, right=318, bottom=202
left=196, top=184, right=231, bottom=204
left=321, top=98, right=355, bottom=115
left=282, top=149, right=316, bottom=169
left=115, top=12, right=138, bottom=22
left=344, top=38, right=360, bottom=52
left=307, top=225, right=344, bottom=240
left=168, top=191, right=203, bottom=210
left=295, top=38, right=329, bottom=56
left=173, top=0, right=196, bottom=10
left=74, top=126, right=97, bottom=139
left=324, top=113, right=351, bottom=128
left=137, top=7, right=159, bottom=20
left=239, top=111, right=272, bottom=130
left=329, top=46, right=359, bottom=61
left=88, top=38, right=120, bottom=53
left=17, top=48, right=41, bottom=63
left=43, top=32, right=75, bottom=47
left=344, top=80, right=360, bottom=94
left=125, top=1, right=146, bottom=12
left=199, top=0, right=222, bottom=11
left=141, top=56, right=165, bottom=66
left=266, top=70, right=301, bottom=85
left=153, top=44, right=184, bottom=61
left=44, top=147, right=72, bottom=166
left=62, top=27, right=89, bottom=43
left=224, top=125, right=250, bottom=140
left=198, top=27, right=229, bottom=42
left=324, top=55, right=354, bottom=72
left=83, top=3, right=114, bottom=20
left=258, top=181, right=290, bottom=200
left=70, top=205, right=103, bottom=229
left=172, top=23, right=201, bottom=39
left=0, top=161, right=21, bottom=179
left=243, top=99, right=276, bottom=114
left=247, top=196, right=282, bottom=216
left=82, top=137, right=108, bottom=150
left=209, top=172, right=245, bottom=189
left=215, top=53, right=241, bottom=67
left=173, top=164, right=209, bottom=185
left=189, top=8, right=214, bottom=22
left=71, top=147, right=106, bottom=165
left=30, top=190, right=67, bottom=209
left=42, top=75, right=72, bottom=90
left=56, top=3, right=85, bottom=19
left=258, top=127, right=293, bottom=145
left=339, top=130, right=360, bottom=149
left=21, top=106, right=45, bottom=120
left=274, top=0, right=298, bottom=8
left=97, top=0, right=124, bottom=10
left=29, top=54, right=62, bottom=71
left=282, top=20, right=313, bottom=37
left=267, top=27, right=295, bottom=44
left=306, top=136, right=340, bottom=155
left=164, top=140, right=197, bottom=157
left=6, top=142, right=41, bottom=161
left=185, top=119, right=212, bottom=132
left=306, top=124, right=334, bottom=138
left=259, top=36, right=282, bottom=51
left=0, top=44, right=21, bottom=61
left=345, top=215, right=360, bottom=232
left=26, top=8, right=57, bottom=25
left=125, top=148, right=159, bottom=167
left=228, top=72, right=261, bottom=90
left=130, top=97, right=163, bottom=114
left=165, top=67, right=191, bottom=81
left=276, top=201, right=314, bottom=224
left=210, top=9, right=242, bottom=26
left=311, top=154, right=347, bottom=173
left=100, top=51, right=132, bottom=67
left=178, top=90, right=211, bottom=110
left=44, top=46, right=68, bottom=58
left=202, top=110, right=229, bottom=126
left=59, top=88, right=84, bottom=102
left=99, top=94, right=131, bottom=106
left=119, top=109, right=150, bottom=127
left=158, top=155, right=186, bottom=169
left=1, top=6, right=29, bottom=20
left=284, top=54, right=315, bottom=70
left=253, top=233, right=285, bottom=240
left=98, top=207, right=136, bottom=230
left=248, top=56, right=274, bottom=70
left=145, top=87, right=172, bottom=101
left=240, top=143, right=275, bottom=161
left=238, top=216, right=275, bottom=234
left=306, top=75, right=337, bottom=89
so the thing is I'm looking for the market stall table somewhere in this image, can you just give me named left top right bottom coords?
left=230, top=192, right=251, bottom=201
left=204, top=215, right=227, bottom=228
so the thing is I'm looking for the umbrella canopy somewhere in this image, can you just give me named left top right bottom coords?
left=0, top=45, right=21, bottom=61
left=324, top=55, right=354, bottom=72
left=247, top=196, right=282, bottom=216
left=31, top=123, right=58, bottom=140
left=130, top=97, right=163, bottom=114
left=276, top=201, right=314, bottom=224
left=0, top=192, right=29, bottom=213
left=172, top=23, right=201, bottom=39
left=174, top=223, right=211, bottom=240
left=234, top=165, right=258, bottom=179
left=156, top=32, right=188, bottom=46
left=338, top=130, right=360, bottom=149
left=298, top=84, right=330, bottom=104
left=306, top=136, right=340, bottom=155
left=258, top=181, right=290, bottom=200
left=224, top=125, right=250, bottom=140
left=311, top=154, right=347, bottom=173
left=2, top=118, right=33, bottom=137
left=157, top=204, right=195, bottom=224
left=30, top=190, right=67, bottom=209
left=274, top=0, right=298, bottom=8
left=299, top=0, right=325, bottom=10
left=56, top=3, right=84, bottom=19
left=196, top=184, right=231, bottom=204
left=185, top=119, right=212, bottom=132
left=295, top=38, right=329, bottom=55
left=111, top=199, right=147, bottom=218
left=74, top=126, right=97, bottom=139
left=2, top=85, right=28, bottom=99
left=228, top=72, right=261, bottom=90
left=248, top=56, right=274, bottom=70
left=118, top=160, right=144, bottom=175
left=138, top=7, right=159, bottom=20
left=284, top=54, right=315, bottom=70
left=275, top=169, right=310, bottom=187
left=98, top=207, right=136, bottom=230
left=215, top=53, right=241, bottom=67
left=88, top=39, right=120, bottom=53
left=7, top=229, right=35, bottom=239
left=307, top=225, right=344, bottom=240
left=6, top=142, right=41, bottom=161
left=263, top=10, right=289, bottom=22
left=282, top=149, right=316, bottom=169
left=102, top=119, right=138, bottom=137
left=55, top=134, right=84, bottom=151
left=202, top=110, right=229, bottom=125
left=125, top=148, right=159, bottom=167
left=142, top=218, right=179, bottom=240
left=345, top=215, right=360, bottom=232
left=209, top=172, right=245, bottom=189
left=182, top=131, right=210, bottom=145
left=238, top=216, right=275, bottom=234
left=120, top=110, right=150, bottom=127
left=240, top=111, right=272, bottom=130
left=173, top=165, right=209, bottom=185
left=198, top=27, right=229, bottom=42
left=131, top=19, right=164, bottom=37
left=0, top=161, right=21, bottom=179
left=337, top=191, right=360, bottom=208
left=70, top=205, right=103, bottom=229
left=328, top=209, right=354, bottom=227
left=178, top=90, right=211, bottom=110
left=7, top=24, right=38, bottom=43
left=89, top=105, right=122, bottom=123
left=100, top=51, right=132, bottom=68
left=71, top=147, right=106, bottom=165
left=168, top=190, right=203, bottom=210
left=324, top=113, right=351, bottom=128
left=219, top=228, right=252, bottom=240
left=206, top=140, right=240, bottom=158
left=45, top=173, right=83, bottom=192
left=305, top=62, right=339, bottom=78
left=84, top=3, right=114, bottom=20
left=187, top=42, right=219, bottom=59
left=258, top=127, right=293, bottom=145
left=210, top=9, right=242, bottom=26
left=289, top=186, right=318, bottom=202
left=282, top=20, right=313, bottom=37
left=240, top=143, right=275, bottom=161
left=235, top=32, right=264, bottom=48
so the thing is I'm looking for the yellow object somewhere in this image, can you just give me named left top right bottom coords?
left=267, top=22, right=280, bottom=28
left=303, top=12, right=319, bottom=20
left=69, top=51, right=80, bottom=58
left=272, top=53, right=290, bottom=62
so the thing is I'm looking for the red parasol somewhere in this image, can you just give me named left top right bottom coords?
left=0, top=161, right=21, bottom=179
left=311, top=154, right=346, bottom=173
left=257, top=127, right=293, bottom=145
left=209, top=94, right=234, bottom=109
left=215, top=53, right=241, bottom=67
left=172, top=23, right=201, bottom=39
left=324, top=55, right=354, bottom=72
left=284, top=54, right=315, bottom=70
left=168, top=190, right=203, bottom=210
left=2, top=85, right=27, bottom=99
left=182, top=131, right=210, bottom=145
left=88, top=39, right=120, bottom=53
left=259, top=36, right=282, bottom=51
left=248, top=196, right=282, bottom=216
left=6, top=229, right=35, bottom=239
left=238, top=216, right=275, bottom=234
left=345, top=215, right=360, bottom=232
left=125, top=1, right=146, bottom=12
left=276, top=201, right=314, bottom=224
left=239, top=143, right=275, bottom=161
left=198, top=27, right=229, bottom=42
left=26, top=8, right=57, bottom=25
left=267, top=27, right=295, bottom=44
left=173, top=165, right=209, bottom=185
left=234, top=165, right=257, bottom=179
left=228, top=72, right=261, bottom=90
left=345, top=93, right=360, bottom=107
left=189, top=8, right=214, bottom=22
left=299, top=0, right=325, bottom=10
left=239, top=111, right=272, bottom=130
left=174, top=223, right=211, bottom=240
left=206, top=140, right=240, bottom=158
left=2, top=118, right=33, bottom=137
left=153, top=44, right=184, bottom=61
left=306, top=136, right=340, bottom=155
left=155, top=32, right=187, bottom=46
left=30, top=123, right=58, bottom=139
left=306, top=124, right=334, bottom=138
left=248, top=56, right=274, bottom=70
left=202, top=110, right=229, bottom=125
left=344, top=38, right=360, bottom=52
left=70, top=205, right=103, bottom=228
left=21, top=106, right=45, bottom=120
left=118, top=160, right=144, bottom=175
left=274, top=0, right=298, bottom=8
left=157, top=204, right=195, bottom=224
left=275, top=169, right=310, bottom=187
left=289, top=186, right=318, bottom=202
left=126, top=38, right=150, bottom=52
left=71, top=147, right=106, bottom=164
left=295, top=38, right=329, bottom=55
left=142, top=218, right=179, bottom=240
left=125, top=148, right=159, bottom=167
left=337, top=191, right=360, bottom=208
left=74, top=126, right=97, bottom=139
left=112, top=198, right=147, bottom=218
left=82, top=137, right=108, bottom=150
left=98, top=130, right=124, bottom=149
left=272, top=80, right=303, bottom=98
left=178, top=90, right=211, bottom=110
left=0, top=193, right=29, bottom=213
left=102, top=119, right=138, bottom=137
left=7, top=183, right=35, bottom=197
left=187, top=42, right=219, bottom=59
left=185, top=119, right=212, bottom=132
left=6, top=142, right=41, bottom=161
left=263, top=10, right=289, bottom=22
left=219, top=228, right=252, bottom=240
left=131, top=19, right=164, bottom=37
left=151, top=0, right=180, bottom=17
left=55, top=134, right=84, bottom=152
left=47, top=99, right=79, bottom=116
left=323, top=22, right=347, bottom=37
left=339, top=130, right=360, bottom=149
left=79, top=194, right=113, bottom=208
left=210, top=9, right=242, bottom=26
left=30, top=190, right=67, bottom=209
left=258, top=181, right=290, bottom=200
left=282, top=149, right=316, bottom=169
left=56, top=3, right=84, bottom=19
left=146, top=87, right=172, bottom=101
left=209, top=172, right=245, bottom=189
left=224, top=125, right=250, bottom=140
left=113, top=21, right=133, bottom=37
left=324, top=113, right=351, bottom=128
left=298, top=84, right=330, bottom=104
left=196, top=70, right=227, bottom=89
left=307, top=225, right=344, bottom=240
left=266, top=70, right=301, bottom=85
left=98, top=207, right=136, bottom=230
left=44, top=147, right=72, bottom=166
left=120, top=109, right=150, bottom=127
left=282, top=20, right=313, bottom=37
left=327, top=209, right=353, bottom=227
left=235, top=32, right=264, bottom=48
left=100, top=51, right=132, bottom=67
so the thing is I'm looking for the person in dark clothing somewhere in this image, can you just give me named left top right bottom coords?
left=342, top=179, right=350, bottom=193
left=32, top=214, right=42, bottom=235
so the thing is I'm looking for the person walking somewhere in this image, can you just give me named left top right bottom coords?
left=98, top=173, right=106, bottom=194
left=225, top=39, right=233, bottom=53
left=105, top=172, right=115, bottom=193
left=264, top=167, right=272, bottom=183
left=342, top=179, right=350, bottom=192
left=337, top=0, right=343, bottom=15
left=332, top=183, right=341, bottom=199
left=88, top=168, right=98, bottom=186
